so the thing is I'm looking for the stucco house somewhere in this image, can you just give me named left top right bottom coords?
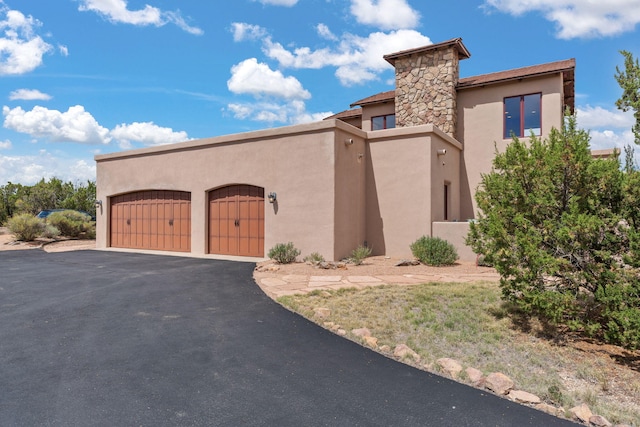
left=95, top=38, right=576, bottom=261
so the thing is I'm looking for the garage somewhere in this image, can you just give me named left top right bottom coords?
left=110, top=190, right=191, bottom=252
left=208, top=185, right=264, bottom=257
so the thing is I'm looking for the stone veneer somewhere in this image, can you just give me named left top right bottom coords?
left=394, top=46, right=460, bottom=136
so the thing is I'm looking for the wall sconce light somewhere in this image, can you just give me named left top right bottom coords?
left=95, top=199, right=102, bottom=207
left=268, top=192, right=277, bottom=203
left=344, top=138, right=354, bottom=146
left=437, top=148, right=447, bottom=156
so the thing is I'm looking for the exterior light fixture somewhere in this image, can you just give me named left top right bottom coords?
left=268, top=192, right=277, bottom=203
left=95, top=199, right=103, bottom=207
left=437, top=148, right=447, bottom=156
left=345, top=138, right=354, bottom=145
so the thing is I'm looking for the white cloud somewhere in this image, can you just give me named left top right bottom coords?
left=253, top=0, right=298, bottom=6
left=58, top=44, right=68, bottom=56
left=9, top=89, right=52, bottom=101
left=576, top=105, right=639, bottom=165
left=78, top=0, right=203, bottom=35
left=263, top=30, right=431, bottom=85
left=350, top=0, right=421, bottom=30
left=110, top=122, right=190, bottom=148
left=316, top=23, right=338, bottom=41
left=226, top=99, right=332, bottom=125
left=0, top=152, right=96, bottom=185
left=0, top=7, right=53, bottom=75
left=483, top=0, right=640, bottom=39
left=0, top=139, right=11, bottom=149
left=231, top=22, right=267, bottom=42
left=227, top=58, right=311, bottom=99
left=577, top=105, right=634, bottom=130
left=3, top=105, right=111, bottom=145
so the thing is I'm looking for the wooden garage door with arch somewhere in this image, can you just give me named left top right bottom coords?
left=208, top=185, right=264, bottom=257
left=110, top=190, right=191, bottom=252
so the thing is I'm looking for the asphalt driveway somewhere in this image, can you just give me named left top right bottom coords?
left=0, top=250, right=577, bottom=426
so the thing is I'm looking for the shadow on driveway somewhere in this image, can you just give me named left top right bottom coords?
left=0, top=250, right=577, bottom=426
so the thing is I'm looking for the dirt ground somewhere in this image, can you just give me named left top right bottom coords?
left=0, top=227, right=96, bottom=253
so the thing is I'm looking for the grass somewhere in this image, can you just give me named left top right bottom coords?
left=278, top=281, right=640, bottom=426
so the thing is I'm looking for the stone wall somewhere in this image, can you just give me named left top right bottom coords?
left=394, top=46, right=459, bottom=136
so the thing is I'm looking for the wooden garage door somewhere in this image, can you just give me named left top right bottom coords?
left=110, top=190, right=191, bottom=252
left=208, top=185, right=264, bottom=257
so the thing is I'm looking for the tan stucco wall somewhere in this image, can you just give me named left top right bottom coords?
left=96, top=120, right=366, bottom=261
left=365, top=125, right=462, bottom=258
left=432, top=221, right=475, bottom=262
left=456, top=74, right=565, bottom=219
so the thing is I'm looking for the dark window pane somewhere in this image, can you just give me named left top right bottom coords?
left=387, top=114, right=396, bottom=129
left=372, top=116, right=384, bottom=130
left=523, top=93, right=541, bottom=136
left=504, top=96, right=521, bottom=138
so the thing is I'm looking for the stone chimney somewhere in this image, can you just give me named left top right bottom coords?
left=384, top=38, right=470, bottom=137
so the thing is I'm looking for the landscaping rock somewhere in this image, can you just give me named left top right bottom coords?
left=379, top=345, right=391, bottom=353
left=569, top=403, right=592, bottom=423
left=536, top=403, right=564, bottom=417
left=314, top=307, right=331, bottom=318
left=484, top=372, right=514, bottom=395
left=465, top=367, right=484, bottom=386
left=363, top=336, right=378, bottom=348
left=393, top=344, right=420, bottom=362
left=395, top=259, right=420, bottom=266
left=436, top=358, right=463, bottom=379
left=337, top=329, right=346, bottom=336
left=351, top=328, right=372, bottom=337
left=589, top=415, right=612, bottom=427
left=508, top=390, right=541, bottom=404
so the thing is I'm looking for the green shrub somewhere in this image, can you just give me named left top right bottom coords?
left=303, top=252, right=325, bottom=264
left=48, top=210, right=93, bottom=238
left=41, top=224, right=61, bottom=239
left=268, top=242, right=300, bottom=264
left=410, top=236, right=458, bottom=266
left=350, top=245, right=372, bottom=265
left=7, top=214, right=45, bottom=241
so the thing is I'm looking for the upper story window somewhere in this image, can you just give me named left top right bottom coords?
left=372, top=114, right=396, bottom=130
left=504, top=93, right=541, bottom=139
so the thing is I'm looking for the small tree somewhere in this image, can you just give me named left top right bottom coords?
left=615, top=50, right=640, bottom=146
left=467, top=116, right=640, bottom=349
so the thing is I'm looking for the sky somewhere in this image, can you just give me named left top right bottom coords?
left=0, top=0, right=639, bottom=185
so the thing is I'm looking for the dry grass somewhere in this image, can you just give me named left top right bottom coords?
left=278, top=281, right=640, bottom=426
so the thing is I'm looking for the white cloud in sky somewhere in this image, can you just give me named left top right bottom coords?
left=0, top=152, right=96, bottom=185
left=9, top=89, right=52, bottom=101
left=231, top=22, right=267, bottom=42
left=576, top=105, right=638, bottom=164
left=110, top=122, right=190, bottom=149
left=227, top=58, right=311, bottom=99
left=2, top=105, right=191, bottom=150
left=0, top=6, right=53, bottom=75
left=227, top=100, right=332, bottom=125
left=78, top=0, right=203, bottom=35
left=350, top=0, right=421, bottom=30
left=58, top=44, right=69, bottom=56
left=263, top=29, right=431, bottom=85
left=577, top=105, right=634, bottom=130
left=483, top=0, right=640, bottom=39
left=3, top=105, right=111, bottom=145
left=0, top=139, right=11, bottom=149
left=253, top=0, right=299, bottom=6
left=316, top=24, right=338, bottom=41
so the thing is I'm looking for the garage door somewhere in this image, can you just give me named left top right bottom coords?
left=110, top=190, right=191, bottom=252
left=208, top=185, right=264, bottom=257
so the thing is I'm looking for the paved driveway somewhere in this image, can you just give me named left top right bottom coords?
left=0, top=250, right=577, bottom=426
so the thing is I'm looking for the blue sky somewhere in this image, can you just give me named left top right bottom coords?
left=0, top=0, right=638, bottom=185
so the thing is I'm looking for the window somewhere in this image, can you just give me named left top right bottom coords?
left=504, top=93, right=541, bottom=139
left=372, top=114, right=395, bottom=130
